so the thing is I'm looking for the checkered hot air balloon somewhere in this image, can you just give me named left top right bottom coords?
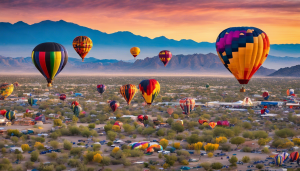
left=216, top=27, right=270, bottom=92
left=159, top=50, right=172, bottom=66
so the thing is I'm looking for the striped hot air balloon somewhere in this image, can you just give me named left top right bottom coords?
left=120, top=84, right=137, bottom=105
left=72, top=105, right=82, bottom=117
left=5, top=110, right=15, bottom=121
left=290, top=151, right=299, bottom=162
left=274, top=155, right=283, bottom=166
left=281, top=152, right=289, bottom=162
left=73, top=36, right=93, bottom=62
left=28, top=97, right=37, bottom=106
left=32, top=42, right=68, bottom=87
left=179, top=97, right=195, bottom=116
left=139, top=79, right=160, bottom=105
left=108, top=100, right=120, bottom=112
left=216, top=27, right=270, bottom=92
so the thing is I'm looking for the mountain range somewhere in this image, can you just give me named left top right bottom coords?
left=0, top=20, right=300, bottom=59
left=0, top=53, right=276, bottom=76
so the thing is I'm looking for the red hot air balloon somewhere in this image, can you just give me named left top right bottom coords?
left=159, top=50, right=172, bottom=66
left=71, top=101, right=79, bottom=106
left=198, top=119, right=208, bottom=125
left=108, top=100, right=120, bottom=112
left=290, top=151, right=299, bottom=162
left=60, top=94, right=66, bottom=101
left=137, top=115, right=144, bottom=122
left=0, top=109, right=6, bottom=116
left=167, top=108, right=174, bottom=116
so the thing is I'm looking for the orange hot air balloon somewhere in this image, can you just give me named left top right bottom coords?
left=130, top=47, right=140, bottom=58
left=167, top=108, right=174, bottom=116
left=73, top=36, right=93, bottom=62
left=209, top=122, right=217, bottom=129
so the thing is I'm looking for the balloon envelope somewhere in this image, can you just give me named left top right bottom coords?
left=167, top=108, right=174, bottom=116
left=109, top=100, right=120, bottom=112
left=216, top=27, right=270, bottom=85
left=130, top=47, right=140, bottom=58
left=262, top=92, right=269, bottom=100
left=0, top=83, right=14, bottom=100
left=60, top=94, right=66, bottom=101
left=97, top=84, right=106, bottom=94
left=120, top=84, right=137, bottom=105
left=179, top=97, right=195, bottom=115
left=73, top=36, right=93, bottom=62
left=209, top=122, right=216, bottom=129
left=139, top=79, right=160, bottom=105
left=5, top=110, right=15, bottom=121
left=32, top=42, right=68, bottom=87
left=159, top=50, right=172, bottom=66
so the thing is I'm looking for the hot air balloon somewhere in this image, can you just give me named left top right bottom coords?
left=114, top=121, right=123, bottom=129
left=28, top=97, right=38, bottom=106
left=120, top=84, right=137, bottom=105
left=0, top=82, right=18, bottom=100
left=262, top=91, right=269, bottom=100
left=71, top=101, right=79, bottom=111
left=32, top=42, right=68, bottom=87
left=0, top=109, right=6, bottom=116
left=97, top=84, right=106, bottom=95
left=209, top=122, right=217, bottom=129
left=5, top=110, right=15, bottom=121
left=176, top=120, right=183, bottom=126
left=139, top=79, right=160, bottom=105
left=72, top=105, right=82, bottom=117
left=274, top=155, right=283, bottom=166
left=198, top=119, right=208, bottom=125
left=205, top=83, right=210, bottom=89
left=144, top=115, right=148, bottom=121
left=108, top=100, right=119, bottom=112
left=146, top=144, right=163, bottom=153
left=137, top=115, right=144, bottom=122
left=290, top=151, right=299, bottom=162
left=222, top=120, right=230, bottom=127
left=281, top=152, right=289, bottom=162
left=179, top=97, right=195, bottom=116
left=72, top=36, right=93, bottom=62
left=216, top=27, right=270, bottom=92
left=59, top=94, right=66, bottom=101
left=167, top=108, right=174, bottom=116
left=287, top=89, right=295, bottom=96
left=130, top=47, right=140, bottom=58
left=159, top=50, right=172, bottom=66
left=35, top=114, right=46, bottom=122
left=242, top=97, right=253, bottom=106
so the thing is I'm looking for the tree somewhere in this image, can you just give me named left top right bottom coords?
left=93, top=144, right=101, bottom=151
left=156, top=128, right=165, bottom=136
left=81, top=129, right=92, bottom=138
left=21, top=144, right=30, bottom=152
left=166, top=118, right=174, bottom=125
left=107, top=131, right=117, bottom=141
left=215, top=137, right=227, bottom=144
left=63, top=140, right=72, bottom=150
left=230, top=137, right=245, bottom=147
left=242, top=122, right=252, bottom=129
left=123, top=124, right=134, bottom=134
left=10, top=136, right=18, bottom=144
left=100, top=156, right=111, bottom=169
left=242, top=156, right=250, bottom=163
left=207, top=152, right=213, bottom=158
left=34, top=142, right=44, bottom=150
left=173, top=142, right=181, bottom=149
left=104, top=124, right=113, bottom=132
left=112, top=147, right=120, bottom=153
left=211, top=162, right=223, bottom=169
left=50, top=140, right=59, bottom=149
left=275, top=128, right=296, bottom=138
left=200, top=162, right=211, bottom=171
left=204, top=143, right=219, bottom=152
left=72, top=116, right=79, bottom=123
left=30, top=151, right=39, bottom=162
left=256, top=163, right=264, bottom=169
left=229, top=156, right=238, bottom=166
left=53, top=119, right=62, bottom=126
left=88, top=123, right=95, bottom=129
left=194, top=142, right=203, bottom=155
left=171, top=122, right=184, bottom=133
left=186, top=134, right=199, bottom=144
left=93, top=153, right=103, bottom=163
left=159, top=138, right=169, bottom=149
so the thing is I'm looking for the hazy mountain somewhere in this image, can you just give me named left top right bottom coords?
left=263, top=55, right=300, bottom=70
left=0, top=20, right=299, bottom=59
left=0, top=53, right=275, bottom=75
left=269, top=65, right=300, bottom=77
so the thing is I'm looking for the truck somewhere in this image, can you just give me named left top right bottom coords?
left=21, top=129, right=34, bottom=135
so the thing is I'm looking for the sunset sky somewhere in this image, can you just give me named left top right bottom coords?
left=0, top=0, right=300, bottom=44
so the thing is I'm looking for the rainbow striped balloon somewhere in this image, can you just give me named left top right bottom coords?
left=32, top=42, right=68, bottom=87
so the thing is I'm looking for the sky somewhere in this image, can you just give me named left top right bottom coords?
left=0, top=0, right=300, bottom=44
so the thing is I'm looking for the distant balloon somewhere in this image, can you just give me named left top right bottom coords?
left=209, top=122, right=217, bottom=129
left=32, top=42, right=68, bottom=87
left=73, top=105, right=82, bottom=117
left=59, top=94, right=66, bottom=101
left=0, top=82, right=17, bottom=100
left=5, top=110, right=15, bottom=121
left=159, top=50, right=172, bottom=66
left=73, top=36, right=93, bottom=62
left=198, top=119, right=208, bottom=125
left=114, top=121, right=123, bottom=128
left=167, top=108, right=174, bottom=116
left=290, top=151, right=299, bottom=162
left=28, top=97, right=37, bottom=106
left=287, top=89, right=295, bottom=96
left=179, top=97, right=195, bottom=115
left=120, top=84, right=137, bottom=105
left=130, top=47, right=140, bottom=58
left=205, top=83, right=210, bottom=89
left=139, top=79, right=160, bottom=105
left=262, top=91, right=269, bottom=100
left=216, top=27, right=270, bottom=92
left=71, top=101, right=79, bottom=111
left=108, top=100, right=120, bottom=112
left=97, top=84, right=106, bottom=95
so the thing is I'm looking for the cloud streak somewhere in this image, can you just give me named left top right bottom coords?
left=0, top=0, right=299, bottom=43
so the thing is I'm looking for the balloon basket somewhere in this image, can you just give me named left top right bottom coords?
left=240, top=87, right=246, bottom=92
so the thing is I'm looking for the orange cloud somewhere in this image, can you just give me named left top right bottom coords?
left=0, top=0, right=299, bottom=44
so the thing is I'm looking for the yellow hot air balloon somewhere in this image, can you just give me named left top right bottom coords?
left=0, top=82, right=18, bottom=100
left=216, top=27, right=270, bottom=92
left=73, top=36, right=93, bottom=62
left=130, top=47, right=140, bottom=59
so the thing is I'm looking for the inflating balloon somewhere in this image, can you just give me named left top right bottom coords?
left=120, top=84, right=137, bottom=105
left=73, top=36, right=93, bottom=62
left=159, top=50, right=172, bottom=66
left=216, top=27, right=270, bottom=92
left=32, top=42, right=68, bottom=87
